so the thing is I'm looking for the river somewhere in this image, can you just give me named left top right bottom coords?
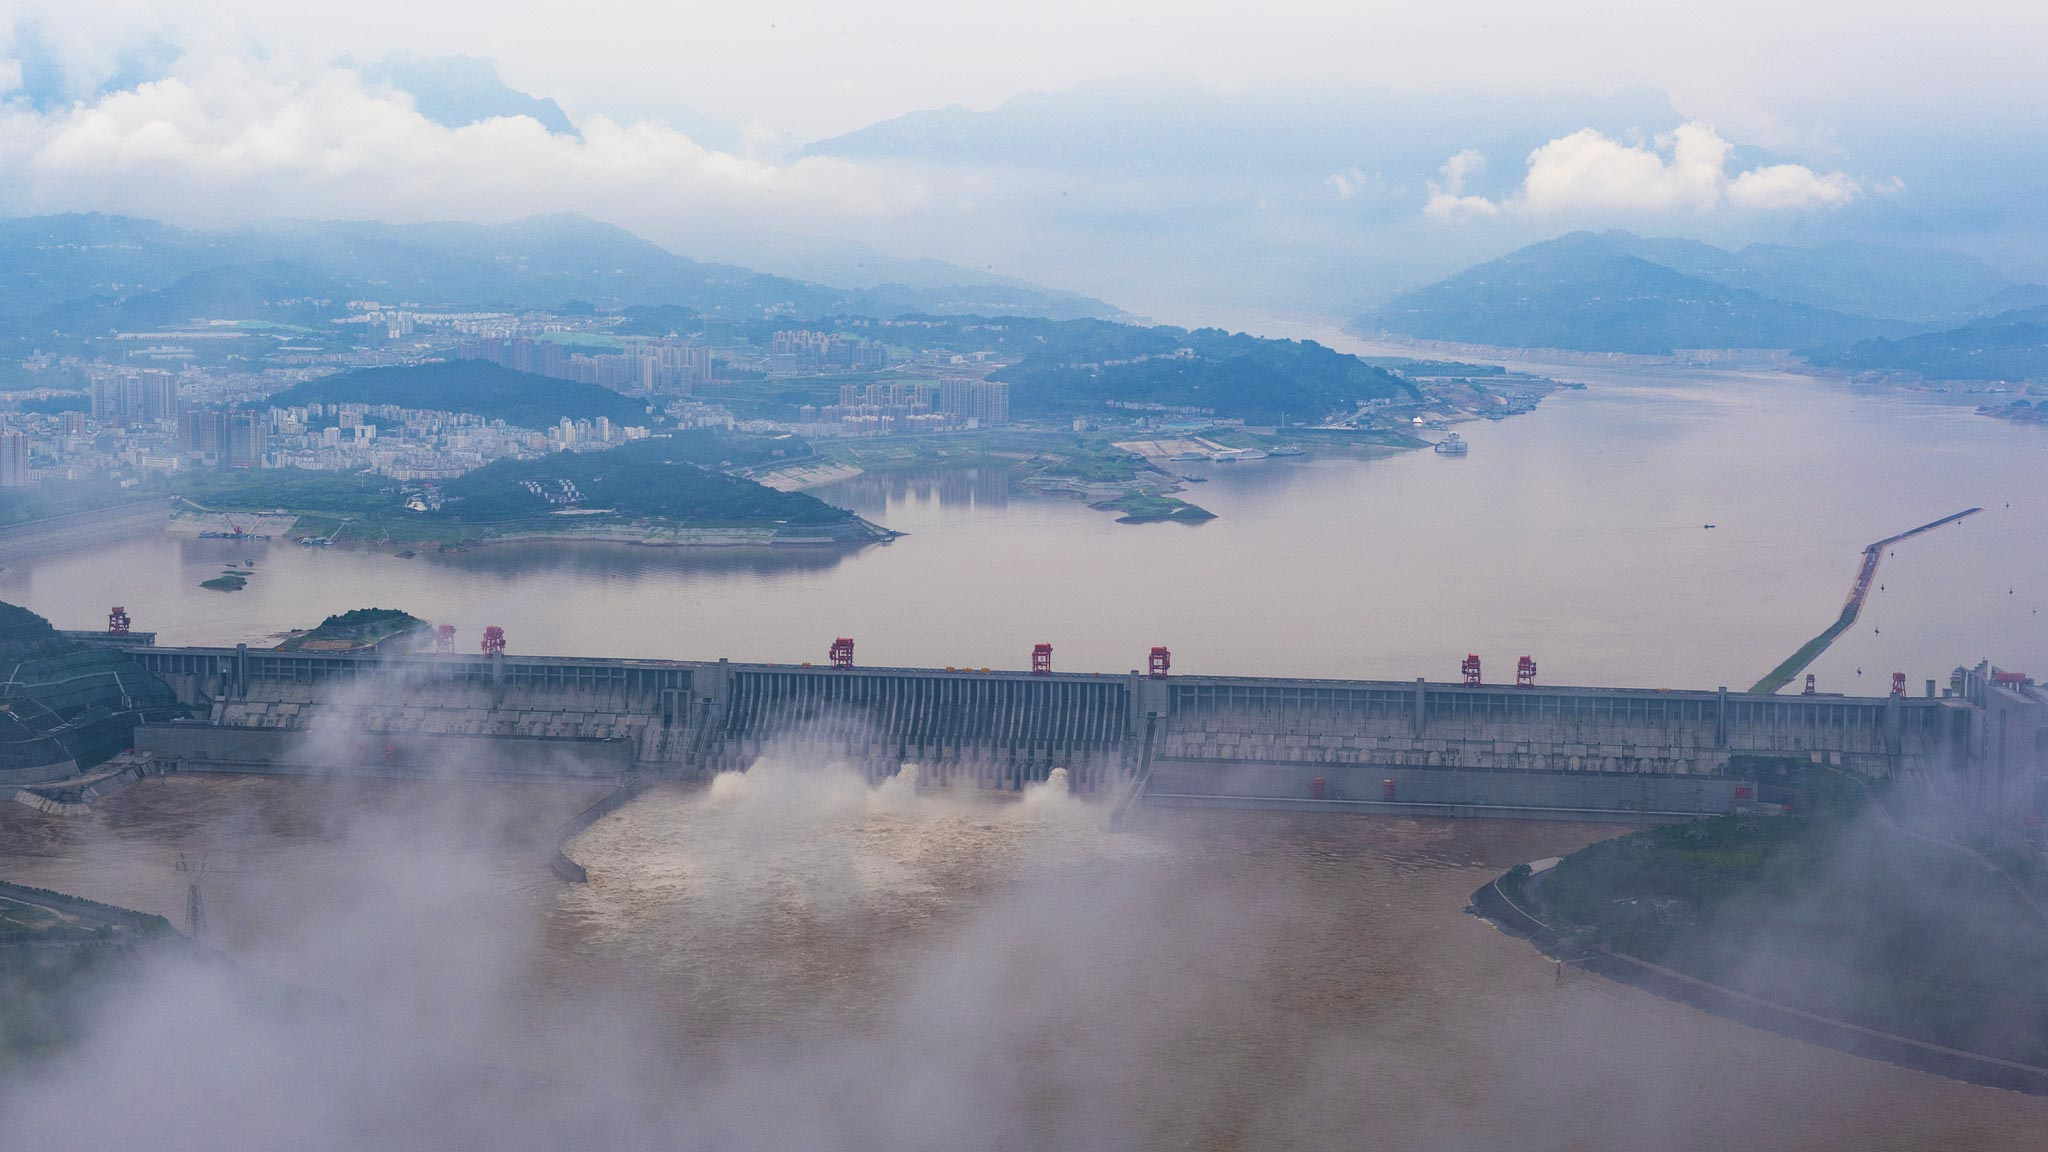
left=3, top=771, right=2045, bottom=1150
left=5, top=358, right=2048, bottom=1145
left=4, top=361, right=2043, bottom=692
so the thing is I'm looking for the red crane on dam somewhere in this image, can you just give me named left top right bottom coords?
left=481, top=626, right=506, bottom=656
left=1517, top=656, right=1538, bottom=688
left=434, top=624, right=457, bottom=653
left=1462, top=654, right=1482, bottom=686
left=830, top=637, right=856, bottom=670
left=1032, top=643, right=1053, bottom=675
left=108, top=606, right=130, bottom=635
left=1892, top=672, right=1907, bottom=697
left=1149, top=646, right=1171, bottom=678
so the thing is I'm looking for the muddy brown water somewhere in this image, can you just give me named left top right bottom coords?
left=2, top=768, right=2044, bottom=1149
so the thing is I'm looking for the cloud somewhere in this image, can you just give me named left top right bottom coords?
left=0, top=48, right=925, bottom=236
left=1423, top=148, right=1500, bottom=221
left=1426, top=122, right=1866, bottom=220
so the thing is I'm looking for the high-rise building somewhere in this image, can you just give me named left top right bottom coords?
left=226, top=411, right=267, bottom=468
left=0, top=430, right=30, bottom=487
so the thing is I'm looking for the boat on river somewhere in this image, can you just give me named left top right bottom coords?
left=1433, top=433, right=1468, bottom=456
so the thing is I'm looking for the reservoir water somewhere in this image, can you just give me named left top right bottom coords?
left=5, top=362, right=2044, bottom=692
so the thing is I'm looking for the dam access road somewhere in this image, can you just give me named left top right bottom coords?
left=100, top=638, right=2048, bottom=851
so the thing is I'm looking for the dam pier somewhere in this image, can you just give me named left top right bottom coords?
left=114, top=642, right=2048, bottom=844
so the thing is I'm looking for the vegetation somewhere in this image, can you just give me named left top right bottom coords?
left=1809, top=304, right=2048, bottom=382
left=1534, top=783, right=2048, bottom=1065
left=0, top=600, right=60, bottom=646
left=12, top=394, right=89, bottom=414
left=166, top=434, right=857, bottom=540
left=266, top=360, right=650, bottom=428
left=438, top=438, right=851, bottom=526
left=200, top=573, right=247, bottom=591
left=867, top=317, right=1409, bottom=423
left=1091, top=493, right=1216, bottom=524
left=283, top=608, right=425, bottom=650
left=1360, top=231, right=1909, bottom=354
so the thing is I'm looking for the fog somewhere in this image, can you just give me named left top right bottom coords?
left=8, top=736, right=2048, bottom=1148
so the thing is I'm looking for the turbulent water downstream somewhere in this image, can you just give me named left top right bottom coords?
left=3, top=771, right=2045, bottom=1149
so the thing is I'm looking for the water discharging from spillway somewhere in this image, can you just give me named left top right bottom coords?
left=556, top=758, right=1143, bottom=1036
left=8, top=771, right=2047, bottom=1149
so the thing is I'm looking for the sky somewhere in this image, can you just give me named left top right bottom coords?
left=4, top=0, right=2046, bottom=319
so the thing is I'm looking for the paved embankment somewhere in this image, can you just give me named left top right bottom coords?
left=0, top=497, right=171, bottom=562
left=1752, top=508, right=1982, bottom=694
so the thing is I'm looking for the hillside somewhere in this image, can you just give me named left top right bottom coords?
left=170, top=434, right=857, bottom=535
left=891, top=317, right=1411, bottom=423
left=1808, top=304, right=2048, bottom=382
left=0, top=213, right=1124, bottom=357
left=438, top=438, right=852, bottom=526
left=267, top=360, right=649, bottom=427
left=1359, top=232, right=1934, bottom=354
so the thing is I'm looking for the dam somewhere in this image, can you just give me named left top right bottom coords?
left=118, top=642, right=2048, bottom=842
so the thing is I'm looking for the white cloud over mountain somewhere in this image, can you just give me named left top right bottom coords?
left=1427, top=122, right=1864, bottom=220
left=0, top=50, right=922, bottom=234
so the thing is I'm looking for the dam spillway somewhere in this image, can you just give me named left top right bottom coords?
left=122, top=644, right=2048, bottom=835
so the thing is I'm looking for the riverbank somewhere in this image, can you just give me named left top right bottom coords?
left=1473, top=794, right=2048, bottom=1092
left=282, top=513, right=900, bottom=550
left=0, top=497, right=171, bottom=564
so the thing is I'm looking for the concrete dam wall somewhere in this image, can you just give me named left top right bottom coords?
left=124, top=645, right=2046, bottom=828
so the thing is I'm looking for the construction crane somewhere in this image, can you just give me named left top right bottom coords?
left=1516, top=656, right=1537, bottom=689
left=1462, top=654, right=1482, bottom=687
left=1032, top=643, right=1053, bottom=675
left=829, top=637, right=855, bottom=670
left=1148, top=646, right=1171, bottom=679
left=108, top=606, right=131, bottom=635
left=481, top=626, right=506, bottom=656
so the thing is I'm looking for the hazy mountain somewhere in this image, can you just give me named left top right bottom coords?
left=355, top=55, right=579, bottom=137
left=1809, top=305, right=2048, bottom=382
left=1965, top=284, right=2048, bottom=319
left=0, top=213, right=1126, bottom=348
left=1560, top=234, right=2011, bottom=322
left=1357, top=232, right=1963, bottom=353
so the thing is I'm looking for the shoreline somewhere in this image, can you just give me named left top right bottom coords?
left=1470, top=867, right=2048, bottom=1096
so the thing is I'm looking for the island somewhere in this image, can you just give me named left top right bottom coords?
left=170, top=432, right=895, bottom=549
left=280, top=608, right=430, bottom=652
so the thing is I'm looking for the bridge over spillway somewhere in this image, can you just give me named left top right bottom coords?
left=124, top=643, right=2048, bottom=840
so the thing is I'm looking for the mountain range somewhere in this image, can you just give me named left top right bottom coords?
left=0, top=212, right=1125, bottom=354
left=1355, top=231, right=2030, bottom=355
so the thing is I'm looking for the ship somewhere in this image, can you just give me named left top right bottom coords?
left=1268, top=445, right=1306, bottom=457
left=1210, top=448, right=1271, bottom=462
left=1433, top=433, right=1468, bottom=456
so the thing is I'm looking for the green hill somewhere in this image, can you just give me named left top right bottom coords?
left=438, top=438, right=851, bottom=526
left=890, top=317, right=1411, bottom=423
left=1360, top=232, right=1918, bottom=354
left=1809, top=305, right=2048, bottom=382
left=268, top=360, right=649, bottom=428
